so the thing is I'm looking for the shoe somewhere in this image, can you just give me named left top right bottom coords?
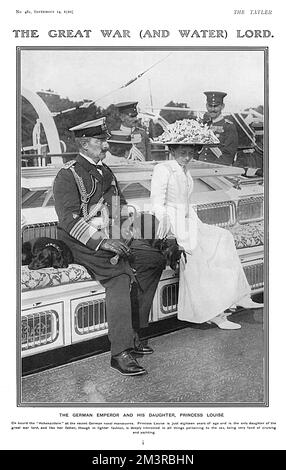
left=111, top=350, right=147, bottom=376
left=207, top=313, right=241, bottom=330
left=237, top=297, right=264, bottom=309
left=132, top=342, right=154, bottom=356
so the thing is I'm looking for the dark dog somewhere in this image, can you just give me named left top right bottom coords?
left=128, top=212, right=186, bottom=270
left=22, top=237, right=74, bottom=270
left=152, top=237, right=186, bottom=271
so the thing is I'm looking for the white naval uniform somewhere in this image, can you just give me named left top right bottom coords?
left=151, top=160, right=251, bottom=323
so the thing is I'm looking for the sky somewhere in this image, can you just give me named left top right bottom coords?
left=21, top=50, right=265, bottom=113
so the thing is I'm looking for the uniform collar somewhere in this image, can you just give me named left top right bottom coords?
left=212, top=114, right=224, bottom=124
left=76, top=154, right=104, bottom=178
left=79, top=152, right=103, bottom=166
left=120, top=124, right=135, bottom=133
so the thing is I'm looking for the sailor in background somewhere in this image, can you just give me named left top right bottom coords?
left=199, top=91, right=238, bottom=166
left=114, top=101, right=152, bottom=161
left=104, top=129, right=133, bottom=165
left=53, top=118, right=165, bottom=376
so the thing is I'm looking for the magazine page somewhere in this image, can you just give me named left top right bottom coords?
left=1, top=0, right=285, bottom=456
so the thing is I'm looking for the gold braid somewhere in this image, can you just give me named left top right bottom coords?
left=69, top=166, right=109, bottom=235
left=69, top=166, right=97, bottom=219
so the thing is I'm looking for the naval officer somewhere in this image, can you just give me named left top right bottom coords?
left=199, top=91, right=238, bottom=166
left=114, top=101, right=152, bottom=161
left=53, top=117, right=165, bottom=376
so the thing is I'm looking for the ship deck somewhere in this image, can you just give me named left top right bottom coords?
left=21, top=307, right=265, bottom=405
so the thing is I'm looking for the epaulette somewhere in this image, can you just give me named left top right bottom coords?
left=225, top=119, right=234, bottom=125
left=63, top=159, right=76, bottom=169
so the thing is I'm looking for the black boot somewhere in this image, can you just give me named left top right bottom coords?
left=133, top=336, right=154, bottom=356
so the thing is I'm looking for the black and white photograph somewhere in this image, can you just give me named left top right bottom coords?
left=19, top=47, right=266, bottom=406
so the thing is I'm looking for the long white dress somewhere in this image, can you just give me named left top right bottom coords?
left=151, top=160, right=251, bottom=323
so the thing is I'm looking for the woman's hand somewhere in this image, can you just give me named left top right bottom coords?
left=157, top=214, right=172, bottom=239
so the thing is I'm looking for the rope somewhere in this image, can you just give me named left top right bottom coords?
left=52, top=53, right=173, bottom=117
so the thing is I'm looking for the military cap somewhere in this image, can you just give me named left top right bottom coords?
left=69, top=117, right=110, bottom=139
left=204, top=91, right=227, bottom=106
left=107, top=129, right=133, bottom=144
left=114, top=101, right=138, bottom=117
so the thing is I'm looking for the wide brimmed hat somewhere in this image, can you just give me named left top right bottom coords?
left=152, top=118, right=220, bottom=146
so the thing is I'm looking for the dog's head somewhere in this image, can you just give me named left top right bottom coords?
left=154, top=238, right=186, bottom=270
left=28, top=242, right=69, bottom=270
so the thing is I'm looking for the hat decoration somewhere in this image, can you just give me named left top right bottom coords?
left=153, top=119, right=219, bottom=145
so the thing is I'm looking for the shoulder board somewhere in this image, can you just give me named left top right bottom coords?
left=224, top=119, right=234, bottom=125
left=63, top=159, right=76, bottom=169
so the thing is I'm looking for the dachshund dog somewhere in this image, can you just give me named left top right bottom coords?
left=22, top=237, right=74, bottom=270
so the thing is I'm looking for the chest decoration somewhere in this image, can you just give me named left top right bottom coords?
left=131, top=133, right=142, bottom=144
left=69, top=166, right=118, bottom=224
left=211, top=125, right=224, bottom=133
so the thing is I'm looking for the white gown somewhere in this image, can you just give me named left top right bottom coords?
left=151, top=160, right=251, bottom=323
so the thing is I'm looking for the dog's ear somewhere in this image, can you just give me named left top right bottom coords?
left=28, top=248, right=52, bottom=270
left=164, top=238, right=177, bottom=249
left=52, top=249, right=68, bottom=268
left=66, top=248, right=74, bottom=264
left=28, top=243, right=70, bottom=269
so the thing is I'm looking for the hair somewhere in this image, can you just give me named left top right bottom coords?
left=75, top=136, right=91, bottom=149
left=168, top=144, right=203, bottom=153
left=167, top=144, right=180, bottom=152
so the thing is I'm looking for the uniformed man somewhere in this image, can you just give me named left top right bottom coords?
left=53, top=117, right=165, bottom=376
left=104, top=129, right=133, bottom=164
left=114, top=101, right=152, bottom=161
left=199, top=91, right=238, bottom=166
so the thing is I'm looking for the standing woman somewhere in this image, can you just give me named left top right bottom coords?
left=151, top=143, right=263, bottom=329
